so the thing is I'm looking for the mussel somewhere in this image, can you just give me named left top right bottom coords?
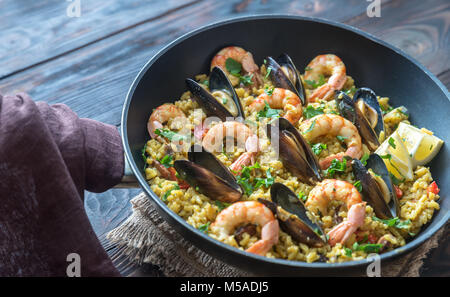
left=186, top=67, right=245, bottom=121
left=173, top=145, right=242, bottom=203
left=266, top=54, right=306, bottom=105
left=267, top=117, right=322, bottom=185
left=259, top=183, right=326, bottom=247
left=353, top=88, right=385, bottom=142
left=335, top=91, right=380, bottom=151
left=352, top=154, right=399, bottom=219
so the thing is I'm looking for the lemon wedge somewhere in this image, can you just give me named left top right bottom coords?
left=396, top=122, right=444, bottom=167
left=375, top=131, right=413, bottom=181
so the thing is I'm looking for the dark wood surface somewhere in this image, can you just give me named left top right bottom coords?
left=1, top=0, right=448, bottom=277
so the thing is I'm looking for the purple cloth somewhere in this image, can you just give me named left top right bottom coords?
left=0, top=93, right=123, bottom=276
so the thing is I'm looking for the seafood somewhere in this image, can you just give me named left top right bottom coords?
left=211, top=201, right=279, bottom=256
left=336, top=91, right=380, bottom=151
left=143, top=48, right=443, bottom=263
left=266, top=54, right=306, bottom=104
left=306, top=179, right=365, bottom=246
left=249, top=88, right=303, bottom=124
left=304, top=54, right=347, bottom=102
left=267, top=117, right=322, bottom=185
left=299, top=114, right=363, bottom=169
left=202, top=121, right=258, bottom=173
left=211, top=46, right=262, bottom=87
left=174, top=146, right=242, bottom=203
left=186, top=67, right=245, bottom=121
left=147, top=103, right=187, bottom=141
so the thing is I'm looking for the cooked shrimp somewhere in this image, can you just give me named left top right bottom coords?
left=304, top=54, right=347, bottom=102
left=211, top=201, right=279, bottom=256
left=327, top=202, right=366, bottom=246
left=211, top=46, right=262, bottom=87
left=147, top=103, right=187, bottom=141
left=305, top=179, right=366, bottom=246
left=202, top=121, right=258, bottom=173
left=249, top=88, right=303, bottom=124
left=299, top=114, right=362, bottom=169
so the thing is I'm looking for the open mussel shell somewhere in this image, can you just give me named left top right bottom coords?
left=267, top=118, right=322, bottom=185
left=260, top=183, right=326, bottom=247
left=365, top=154, right=400, bottom=217
left=174, top=145, right=242, bottom=203
left=352, top=157, right=394, bottom=219
left=336, top=91, right=380, bottom=151
left=353, top=88, right=385, bottom=139
left=186, top=67, right=245, bottom=121
left=266, top=54, right=306, bottom=105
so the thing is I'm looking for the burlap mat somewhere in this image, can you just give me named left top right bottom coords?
left=105, top=192, right=446, bottom=277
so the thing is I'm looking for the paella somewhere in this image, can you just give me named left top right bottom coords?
left=142, top=46, right=444, bottom=263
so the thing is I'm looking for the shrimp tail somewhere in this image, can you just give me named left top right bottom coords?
left=229, top=152, right=254, bottom=174
left=327, top=202, right=366, bottom=246
left=246, top=220, right=279, bottom=255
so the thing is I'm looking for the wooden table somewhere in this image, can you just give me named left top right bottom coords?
left=1, top=0, right=448, bottom=276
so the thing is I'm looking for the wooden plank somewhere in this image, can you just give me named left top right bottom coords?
left=0, top=0, right=199, bottom=78
left=346, top=0, right=450, bottom=76
left=0, top=0, right=382, bottom=126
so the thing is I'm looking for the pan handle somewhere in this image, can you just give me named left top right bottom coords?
left=114, top=156, right=140, bottom=188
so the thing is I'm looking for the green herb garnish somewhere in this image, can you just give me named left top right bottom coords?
left=372, top=216, right=411, bottom=229
left=225, top=58, right=241, bottom=75
left=257, top=101, right=282, bottom=120
left=303, top=119, right=316, bottom=134
left=360, top=153, right=369, bottom=166
left=264, top=86, right=274, bottom=96
left=380, top=154, right=392, bottom=159
left=215, top=201, right=231, bottom=211
left=344, top=248, right=353, bottom=257
left=305, top=74, right=326, bottom=88
left=388, top=137, right=396, bottom=149
left=324, top=158, right=347, bottom=178
left=159, top=155, right=173, bottom=168
left=265, top=67, right=272, bottom=79
left=303, top=104, right=325, bottom=119
left=352, top=242, right=383, bottom=253
left=337, top=135, right=348, bottom=142
left=311, top=143, right=327, bottom=155
left=304, top=66, right=313, bottom=71
left=353, top=180, right=362, bottom=192
left=162, top=184, right=180, bottom=202
left=154, top=128, right=188, bottom=142
left=298, top=191, right=307, bottom=202
left=222, top=97, right=228, bottom=104
left=197, top=222, right=211, bottom=233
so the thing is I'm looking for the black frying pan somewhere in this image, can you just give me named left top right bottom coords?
left=120, top=15, right=449, bottom=275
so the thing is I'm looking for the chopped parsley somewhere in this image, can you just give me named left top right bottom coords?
left=215, top=201, right=231, bottom=211
left=380, top=153, right=392, bottom=159
left=344, top=248, right=353, bottom=257
left=337, top=135, right=348, bottom=142
left=305, top=74, right=326, bottom=89
left=298, top=191, right=307, bottom=202
left=345, top=87, right=357, bottom=95
left=236, top=163, right=274, bottom=196
left=353, top=180, right=362, bottom=192
left=372, top=216, right=411, bottom=229
left=202, top=80, right=209, bottom=87
left=303, top=104, right=325, bottom=119
left=360, top=153, right=369, bottom=166
left=265, top=66, right=272, bottom=79
left=264, top=85, right=274, bottom=96
left=159, top=155, right=173, bottom=168
left=197, top=222, right=210, bottom=233
left=257, top=101, right=282, bottom=120
left=225, top=58, right=253, bottom=85
left=311, top=143, right=327, bottom=156
left=380, top=105, right=393, bottom=114
left=324, top=158, right=347, bottom=178
left=352, top=242, right=383, bottom=253
left=154, top=128, right=188, bottom=142
left=162, top=184, right=180, bottom=202
left=303, top=119, right=316, bottom=134
left=304, top=66, right=313, bottom=71
left=141, top=143, right=147, bottom=163
left=388, top=137, right=396, bottom=149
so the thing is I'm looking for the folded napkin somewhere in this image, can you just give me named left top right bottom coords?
left=0, top=93, right=123, bottom=276
left=106, top=192, right=446, bottom=277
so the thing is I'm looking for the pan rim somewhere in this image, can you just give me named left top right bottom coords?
left=121, top=14, right=449, bottom=271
